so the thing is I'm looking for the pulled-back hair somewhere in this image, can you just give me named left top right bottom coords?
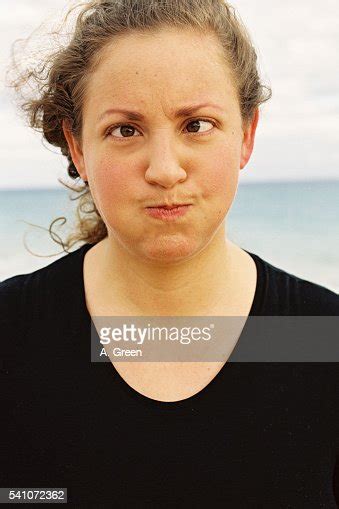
left=9, top=0, right=272, bottom=252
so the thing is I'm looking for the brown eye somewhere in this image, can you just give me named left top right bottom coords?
left=186, top=120, right=202, bottom=133
left=185, top=119, right=215, bottom=134
left=106, top=118, right=215, bottom=141
left=107, top=124, right=141, bottom=139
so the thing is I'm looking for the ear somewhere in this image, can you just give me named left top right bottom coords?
left=62, top=120, right=87, bottom=181
left=240, top=108, right=259, bottom=170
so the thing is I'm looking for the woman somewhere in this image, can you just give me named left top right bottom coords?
left=1, top=0, right=338, bottom=507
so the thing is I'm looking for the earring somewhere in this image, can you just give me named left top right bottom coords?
left=68, top=162, right=80, bottom=179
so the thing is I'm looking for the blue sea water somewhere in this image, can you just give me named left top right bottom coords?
left=0, top=180, right=338, bottom=292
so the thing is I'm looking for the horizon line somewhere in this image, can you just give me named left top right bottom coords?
left=0, top=177, right=339, bottom=192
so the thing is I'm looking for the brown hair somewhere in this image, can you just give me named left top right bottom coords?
left=9, top=0, right=272, bottom=253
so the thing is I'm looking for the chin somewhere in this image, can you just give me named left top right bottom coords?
left=141, top=236, right=200, bottom=263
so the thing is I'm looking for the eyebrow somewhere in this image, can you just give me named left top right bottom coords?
left=98, top=103, right=224, bottom=123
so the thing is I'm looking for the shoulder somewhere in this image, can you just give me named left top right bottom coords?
left=0, top=244, right=90, bottom=321
left=0, top=273, right=30, bottom=320
left=248, top=251, right=339, bottom=316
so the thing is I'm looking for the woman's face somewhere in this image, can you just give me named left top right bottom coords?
left=65, top=27, right=258, bottom=262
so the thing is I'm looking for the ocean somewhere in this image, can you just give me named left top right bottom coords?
left=1, top=180, right=338, bottom=293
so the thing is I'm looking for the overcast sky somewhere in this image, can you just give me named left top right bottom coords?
left=0, top=0, right=338, bottom=189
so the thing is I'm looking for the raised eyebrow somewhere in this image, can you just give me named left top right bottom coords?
left=98, top=103, right=223, bottom=123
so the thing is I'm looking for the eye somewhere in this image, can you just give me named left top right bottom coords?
left=106, top=124, right=142, bottom=139
left=185, top=119, right=216, bottom=135
left=105, top=118, right=216, bottom=140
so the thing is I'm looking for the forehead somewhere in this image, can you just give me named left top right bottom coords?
left=84, top=27, right=238, bottom=116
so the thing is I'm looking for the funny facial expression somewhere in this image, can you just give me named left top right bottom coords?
left=64, top=27, right=258, bottom=263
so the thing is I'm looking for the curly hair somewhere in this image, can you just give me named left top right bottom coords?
left=9, top=0, right=272, bottom=252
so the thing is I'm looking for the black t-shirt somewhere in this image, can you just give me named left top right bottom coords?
left=1, top=243, right=339, bottom=508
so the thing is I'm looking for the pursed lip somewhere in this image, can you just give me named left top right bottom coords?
left=146, top=203, right=192, bottom=209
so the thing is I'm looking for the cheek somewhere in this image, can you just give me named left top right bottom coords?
left=87, top=141, right=240, bottom=227
left=199, top=146, right=239, bottom=203
left=89, top=157, right=135, bottom=211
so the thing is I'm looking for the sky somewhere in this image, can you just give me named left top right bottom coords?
left=0, top=0, right=338, bottom=189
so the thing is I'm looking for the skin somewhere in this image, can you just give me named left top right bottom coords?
left=63, top=26, right=259, bottom=315
left=63, top=27, right=259, bottom=401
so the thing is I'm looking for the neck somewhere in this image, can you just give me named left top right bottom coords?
left=95, top=222, right=243, bottom=316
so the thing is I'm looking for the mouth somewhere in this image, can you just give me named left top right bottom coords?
left=147, top=203, right=192, bottom=209
left=145, top=204, right=192, bottom=221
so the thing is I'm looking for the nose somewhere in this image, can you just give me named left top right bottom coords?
left=144, top=137, right=187, bottom=188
